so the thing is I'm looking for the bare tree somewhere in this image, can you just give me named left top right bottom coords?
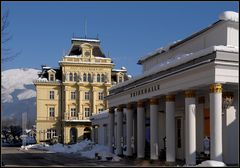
left=1, top=8, right=20, bottom=62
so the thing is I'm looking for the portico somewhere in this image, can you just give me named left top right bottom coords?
left=105, top=11, right=238, bottom=165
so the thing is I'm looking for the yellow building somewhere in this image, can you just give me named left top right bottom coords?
left=34, top=38, right=129, bottom=144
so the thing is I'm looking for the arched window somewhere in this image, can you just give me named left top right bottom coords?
left=69, top=73, right=73, bottom=81
left=101, top=74, right=105, bottom=83
left=83, top=73, right=87, bottom=82
left=74, top=73, right=77, bottom=81
left=97, top=74, right=100, bottom=82
left=88, top=73, right=91, bottom=82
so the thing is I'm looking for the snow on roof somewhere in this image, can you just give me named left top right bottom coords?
left=90, top=110, right=109, bottom=120
left=110, top=45, right=238, bottom=91
left=127, top=75, right=132, bottom=78
left=219, top=11, right=239, bottom=22
left=139, top=11, right=238, bottom=64
left=72, top=38, right=100, bottom=43
left=42, top=66, right=51, bottom=69
left=139, top=40, right=181, bottom=63
left=112, top=69, right=127, bottom=72
left=47, top=69, right=56, bottom=73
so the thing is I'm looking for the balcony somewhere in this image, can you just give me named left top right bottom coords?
left=64, top=112, right=91, bottom=123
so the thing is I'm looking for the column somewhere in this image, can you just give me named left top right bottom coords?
left=116, top=105, right=124, bottom=156
left=78, top=88, right=82, bottom=120
left=185, top=90, right=196, bottom=165
left=126, top=103, right=134, bottom=156
left=65, top=88, right=69, bottom=119
left=133, top=111, right=137, bottom=154
left=150, top=98, right=159, bottom=160
left=197, top=96, right=205, bottom=152
left=166, top=95, right=176, bottom=162
left=137, top=101, right=145, bottom=159
left=108, top=108, right=115, bottom=153
left=210, top=83, right=222, bottom=161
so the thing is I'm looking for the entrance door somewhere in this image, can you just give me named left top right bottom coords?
left=83, top=127, right=91, bottom=140
left=70, top=127, right=77, bottom=143
left=175, top=117, right=184, bottom=160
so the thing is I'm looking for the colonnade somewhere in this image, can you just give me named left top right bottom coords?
left=108, top=83, right=224, bottom=165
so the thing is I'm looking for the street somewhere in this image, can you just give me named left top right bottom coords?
left=1, top=147, right=136, bottom=167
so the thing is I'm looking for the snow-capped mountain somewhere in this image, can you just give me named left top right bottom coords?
left=1, top=68, right=40, bottom=127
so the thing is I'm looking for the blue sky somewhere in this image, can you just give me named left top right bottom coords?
left=2, top=1, right=238, bottom=76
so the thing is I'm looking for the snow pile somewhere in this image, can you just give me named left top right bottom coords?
left=22, top=139, right=121, bottom=162
left=196, top=160, right=226, bottom=167
left=219, top=11, right=239, bottom=22
left=1, top=68, right=39, bottom=103
left=81, top=144, right=121, bottom=161
left=110, top=45, right=238, bottom=91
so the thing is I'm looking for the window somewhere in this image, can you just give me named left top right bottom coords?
left=101, top=74, right=105, bottom=82
left=71, top=108, right=77, bottom=117
left=47, top=129, right=57, bottom=139
left=50, top=91, right=54, bottom=99
left=85, top=92, right=90, bottom=100
left=49, top=107, right=55, bottom=117
left=119, top=76, right=123, bottom=83
left=74, top=73, right=77, bottom=81
left=88, top=73, right=91, bottom=82
left=97, top=74, right=100, bottom=82
left=85, top=108, right=90, bottom=117
left=50, top=74, right=54, bottom=81
left=71, top=91, right=76, bottom=100
left=83, top=73, right=87, bottom=82
left=69, top=73, right=73, bottom=81
left=98, top=92, right=104, bottom=100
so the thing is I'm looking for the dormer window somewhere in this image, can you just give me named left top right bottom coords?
left=119, top=76, right=123, bottom=83
left=47, top=69, right=56, bottom=81
left=50, top=74, right=54, bottom=81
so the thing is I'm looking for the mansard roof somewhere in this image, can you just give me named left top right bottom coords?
left=37, top=66, right=62, bottom=81
left=68, top=37, right=106, bottom=57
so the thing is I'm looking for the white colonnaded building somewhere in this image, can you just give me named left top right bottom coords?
left=90, top=11, right=239, bottom=165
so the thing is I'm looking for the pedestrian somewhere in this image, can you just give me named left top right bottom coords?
left=203, top=136, right=210, bottom=156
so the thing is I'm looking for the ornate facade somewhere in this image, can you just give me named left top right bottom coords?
left=34, top=38, right=129, bottom=144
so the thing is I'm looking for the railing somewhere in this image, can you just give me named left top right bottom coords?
left=36, top=117, right=59, bottom=121
left=64, top=112, right=84, bottom=120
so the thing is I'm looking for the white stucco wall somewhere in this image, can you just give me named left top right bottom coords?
left=223, top=91, right=239, bottom=164
left=142, top=20, right=237, bottom=72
